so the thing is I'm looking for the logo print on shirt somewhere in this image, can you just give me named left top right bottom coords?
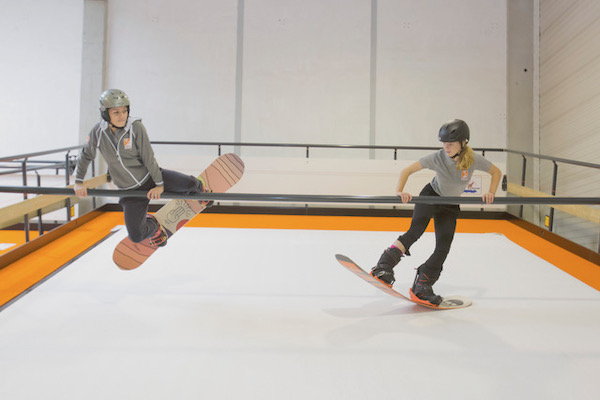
left=123, top=138, right=132, bottom=149
left=461, top=170, right=469, bottom=181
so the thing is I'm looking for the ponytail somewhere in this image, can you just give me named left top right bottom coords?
left=456, top=144, right=474, bottom=170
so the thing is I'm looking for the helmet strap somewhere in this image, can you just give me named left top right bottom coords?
left=102, top=106, right=130, bottom=130
left=450, top=142, right=465, bottom=159
left=109, top=122, right=126, bottom=130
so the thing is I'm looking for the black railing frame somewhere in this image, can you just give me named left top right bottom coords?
left=1, top=141, right=600, bottom=246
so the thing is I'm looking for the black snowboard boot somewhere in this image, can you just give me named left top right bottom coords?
left=147, top=214, right=168, bottom=247
left=411, top=270, right=442, bottom=305
left=371, top=246, right=403, bottom=286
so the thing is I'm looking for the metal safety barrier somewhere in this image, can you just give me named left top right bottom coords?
left=0, top=186, right=598, bottom=205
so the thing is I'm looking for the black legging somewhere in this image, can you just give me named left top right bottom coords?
left=397, top=184, right=460, bottom=282
left=119, top=169, right=204, bottom=242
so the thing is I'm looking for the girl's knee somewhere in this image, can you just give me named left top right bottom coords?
left=128, top=231, right=146, bottom=243
left=127, top=219, right=154, bottom=243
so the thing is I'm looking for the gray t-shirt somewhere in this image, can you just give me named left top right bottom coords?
left=419, top=150, right=492, bottom=196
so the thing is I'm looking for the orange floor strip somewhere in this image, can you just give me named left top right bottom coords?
left=1, top=212, right=598, bottom=309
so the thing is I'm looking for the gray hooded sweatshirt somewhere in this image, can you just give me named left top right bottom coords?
left=75, top=117, right=163, bottom=190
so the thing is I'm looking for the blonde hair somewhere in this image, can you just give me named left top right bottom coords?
left=455, top=143, right=474, bottom=170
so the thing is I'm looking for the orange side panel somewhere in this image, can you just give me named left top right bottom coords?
left=0, top=231, right=42, bottom=256
left=0, top=213, right=123, bottom=308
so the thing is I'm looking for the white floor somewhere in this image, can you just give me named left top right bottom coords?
left=0, top=227, right=599, bottom=400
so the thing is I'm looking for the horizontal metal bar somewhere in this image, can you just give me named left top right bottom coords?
left=151, top=140, right=504, bottom=153
left=0, top=163, right=69, bottom=176
left=0, top=186, right=598, bottom=205
left=2, top=142, right=596, bottom=173
left=505, top=149, right=600, bottom=170
left=153, top=141, right=600, bottom=169
left=1, top=160, right=68, bottom=164
left=0, top=146, right=82, bottom=163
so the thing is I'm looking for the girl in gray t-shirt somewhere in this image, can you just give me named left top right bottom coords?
left=371, top=119, right=502, bottom=306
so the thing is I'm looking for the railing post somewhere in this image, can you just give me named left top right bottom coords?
left=65, top=152, right=72, bottom=222
left=305, top=146, right=310, bottom=208
left=21, top=158, right=30, bottom=242
left=34, top=171, right=44, bottom=236
left=91, top=159, right=97, bottom=209
left=548, top=161, right=558, bottom=231
left=519, top=155, right=527, bottom=218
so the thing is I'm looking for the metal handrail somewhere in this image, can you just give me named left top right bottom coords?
left=151, top=140, right=505, bottom=159
left=2, top=142, right=594, bottom=170
left=152, top=140, right=504, bottom=152
left=0, top=186, right=598, bottom=205
left=0, top=145, right=82, bottom=163
left=1, top=141, right=598, bottom=244
left=150, top=140, right=600, bottom=169
left=0, top=162, right=71, bottom=176
left=4, top=142, right=594, bottom=170
left=0, top=146, right=83, bottom=241
left=504, top=149, right=600, bottom=170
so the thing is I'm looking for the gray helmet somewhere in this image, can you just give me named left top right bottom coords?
left=99, top=89, right=130, bottom=122
left=438, top=119, right=470, bottom=143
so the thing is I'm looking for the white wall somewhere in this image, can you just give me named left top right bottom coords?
left=0, top=0, right=84, bottom=158
left=0, top=0, right=507, bottom=159
left=376, top=0, right=507, bottom=149
left=105, top=0, right=238, bottom=154
left=101, top=0, right=507, bottom=162
left=241, top=0, right=371, bottom=156
left=0, top=0, right=508, bottom=205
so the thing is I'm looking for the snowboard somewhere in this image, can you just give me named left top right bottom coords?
left=335, top=254, right=471, bottom=309
left=113, top=153, right=245, bottom=270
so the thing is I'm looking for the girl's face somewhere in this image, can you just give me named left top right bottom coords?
left=108, top=106, right=128, bottom=128
left=442, top=141, right=462, bottom=159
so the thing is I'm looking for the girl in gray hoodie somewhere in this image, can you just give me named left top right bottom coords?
left=73, top=89, right=210, bottom=247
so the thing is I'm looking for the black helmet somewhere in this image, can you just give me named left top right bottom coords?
left=438, top=119, right=470, bottom=143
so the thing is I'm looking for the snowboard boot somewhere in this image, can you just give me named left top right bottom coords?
left=197, top=176, right=214, bottom=208
left=410, top=270, right=442, bottom=306
left=370, top=246, right=403, bottom=286
left=147, top=214, right=168, bottom=247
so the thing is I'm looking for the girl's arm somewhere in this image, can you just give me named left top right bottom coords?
left=396, top=161, right=423, bottom=203
left=73, top=131, right=98, bottom=198
left=483, top=164, right=502, bottom=204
